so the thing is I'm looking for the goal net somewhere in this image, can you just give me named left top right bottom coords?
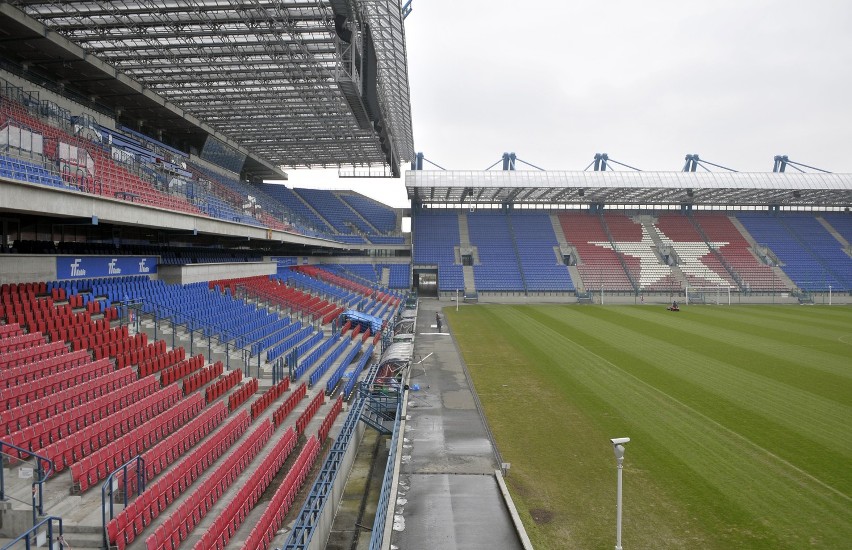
left=686, top=285, right=731, bottom=305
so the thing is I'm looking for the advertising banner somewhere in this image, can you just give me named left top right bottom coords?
left=56, top=256, right=158, bottom=279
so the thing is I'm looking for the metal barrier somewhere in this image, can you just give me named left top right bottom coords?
left=124, top=300, right=255, bottom=376
left=0, top=440, right=53, bottom=527
left=368, top=399, right=403, bottom=550
left=0, top=516, right=63, bottom=550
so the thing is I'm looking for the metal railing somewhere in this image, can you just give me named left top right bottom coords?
left=368, top=399, right=403, bottom=550
left=123, top=299, right=263, bottom=377
left=100, top=456, right=145, bottom=550
left=0, top=515, right=63, bottom=550
left=0, top=441, right=53, bottom=527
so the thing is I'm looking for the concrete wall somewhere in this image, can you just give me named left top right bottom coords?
left=0, top=255, right=56, bottom=283
left=157, top=261, right=275, bottom=285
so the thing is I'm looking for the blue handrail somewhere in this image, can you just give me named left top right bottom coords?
left=368, top=400, right=403, bottom=550
left=0, top=440, right=54, bottom=527
left=0, top=516, right=63, bottom=550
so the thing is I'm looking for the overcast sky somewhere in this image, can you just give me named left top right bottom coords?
left=280, top=0, right=852, bottom=208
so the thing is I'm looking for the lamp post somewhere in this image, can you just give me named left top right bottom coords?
left=610, top=437, right=630, bottom=550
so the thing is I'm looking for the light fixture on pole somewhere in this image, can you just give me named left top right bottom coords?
left=611, top=437, right=630, bottom=550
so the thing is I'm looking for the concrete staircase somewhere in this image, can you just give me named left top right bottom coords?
left=381, top=266, right=390, bottom=286
left=817, top=216, right=852, bottom=256
left=293, top=190, right=336, bottom=233
left=550, top=213, right=569, bottom=247
left=726, top=216, right=796, bottom=291
left=463, top=265, right=476, bottom=293
left=727, top=215, right=773, bottom=265
left=567, top=265, right=585, bottom=293
left=338, top=192, right=382, bottom=235
left=458, top=212, right=477, bottom=292
left=551, top=213, right=583, bottom=291
left=458, top=211, right=471, bottom=247
left=637, top=216, right=672, bottom=264
left=772, top=266, right=798, bottom=291
left=669, top=265, right=690, bottom=289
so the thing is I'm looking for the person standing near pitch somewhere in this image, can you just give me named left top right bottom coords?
left=436, top=312, right=442, bottom=333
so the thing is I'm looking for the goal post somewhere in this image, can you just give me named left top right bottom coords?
left=686, top=285, right=732, bottom=305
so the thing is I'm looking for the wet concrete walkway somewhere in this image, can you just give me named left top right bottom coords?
left=390, top=299, right=525, bottom=549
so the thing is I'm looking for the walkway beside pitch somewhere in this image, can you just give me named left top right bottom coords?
left=389, top=299, right=529, bottom=550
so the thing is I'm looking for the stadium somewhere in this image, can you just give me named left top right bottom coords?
left=0, top=2, right=851, bottom=550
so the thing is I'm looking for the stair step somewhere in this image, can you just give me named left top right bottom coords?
left=61, top=523, right=103, bottom=534
left=55, top=530, right=104, bottom=548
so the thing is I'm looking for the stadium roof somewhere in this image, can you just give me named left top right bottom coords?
left=406, top=171, right=852, bottom=208
left=0, top=0, right=414, bottom=176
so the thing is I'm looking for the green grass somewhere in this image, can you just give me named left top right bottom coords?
left=446, top=304, right=852, bottom=550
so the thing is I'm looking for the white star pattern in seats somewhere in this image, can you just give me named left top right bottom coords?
left=590, top=225, right=731, bottom=288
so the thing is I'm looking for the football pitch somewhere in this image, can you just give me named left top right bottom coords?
left=445, top=304, right=852, bottom=550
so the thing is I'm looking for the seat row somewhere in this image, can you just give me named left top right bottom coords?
left=193, top=426, right=298, bottom=550
left=87, top=324, right=130, bottom=347
left=317, top=395, right=344, bottom=442
left=92, top=332, right=144, bottom=361
left=159, top=354, right=204, bottom=387
left=227, top=378, right=258, bottom=412
left=343, top=344, right=373, bottom=400
left=0, top=322, right=24, bottom=338
left=182, top=361, right=224, bottom=396
left=42, top=312, right=113, bottom=344
left=66, top=294, right=87, bottom=309
left=138, top=347, right=186, bottom=378
left=324, top=341, right=364, bottom=394
left=72, top=392, right=205, bottom=492
left=1, top=357, right=113, bottom=411
left=115, top=338, right=162, bottom=369
left=0, top=339, right=68, bottom=369
left=272, top=382, right=307, bottom=427
left=147, top=418, right=274, bottom=550
left=0, top=331, right=45, bottom=352
left=0, top=301, right=55, bottom=321
left=291, top=334, right=339, bottom=380
left=1, top=367, right=134, bottom=435
left=236, top=276, right=343, bottom=324
left=142, top=401, right=228, bottom=481
left=241, top=436, right=321, bottom=550
left=7, top=374, right=158, bottom=466
left=106, top=410, right=251, bottom=550
left=41, top=382, right=179, bottom=472
left=309, top=338, right=357, bottom=387
left=293, top=265, right=375, bottom=298
left=265, top=324, right=314, bottom=363
left=295, top=391, right=325, bottom=434
left=0, top=281, right=50, bottom=296
left=0, top=348, right=90, bottom=389
left=248, top=317, right=301, bottom=358
left=22, top=306, right=98, bottom=333
left=250, top=378, right=290, bottom=420
left=205, top=369, right=242, bottom=403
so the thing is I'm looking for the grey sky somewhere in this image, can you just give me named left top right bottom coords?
left=282, top=0, right=852, bottom=207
